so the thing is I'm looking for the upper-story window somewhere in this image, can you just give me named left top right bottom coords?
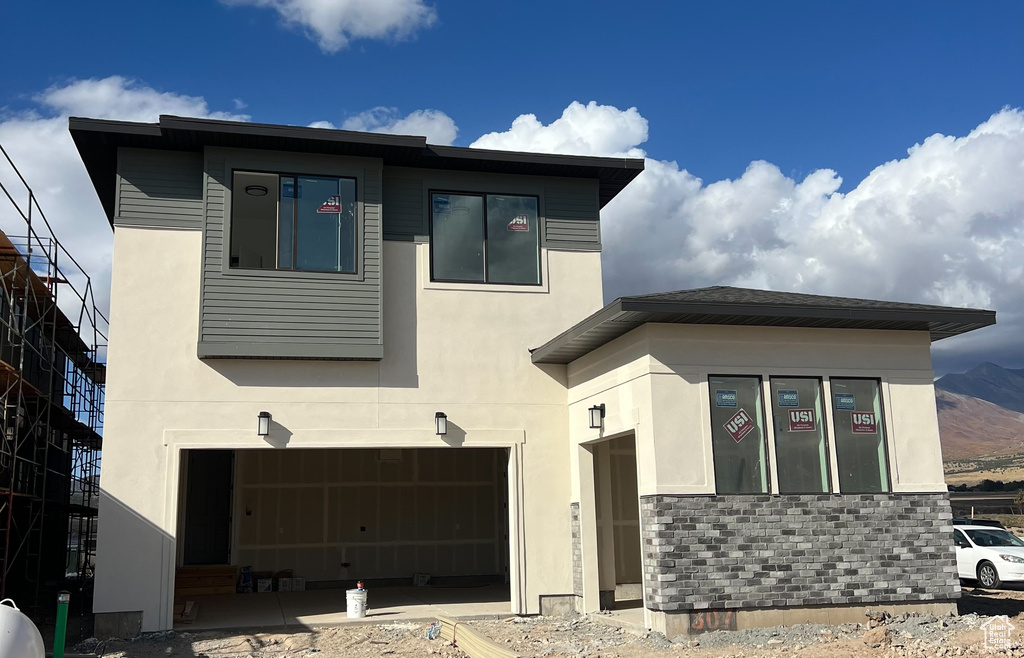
left=230, top=171, right=357, bottom=273
left=429, top=192, right=541, bottom=285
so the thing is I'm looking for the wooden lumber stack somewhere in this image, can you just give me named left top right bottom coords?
left=174, top=565, right=237, bottom=598
left=437, top=616, right=522, bottom=658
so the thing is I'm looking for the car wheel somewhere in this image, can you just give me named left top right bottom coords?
left=977, top=561, right=1001, bottom=589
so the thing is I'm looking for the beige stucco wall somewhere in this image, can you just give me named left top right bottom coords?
left=567, top=323, right=945, bottom=497
left=96, top=225, right=603, bottom=630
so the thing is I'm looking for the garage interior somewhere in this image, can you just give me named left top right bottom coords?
left=174, top=447, right=511, bottom=627
left=593, top=435, right=642, bottom=611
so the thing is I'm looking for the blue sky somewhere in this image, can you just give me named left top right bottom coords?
left=0, top=0, right=1022, bottom=374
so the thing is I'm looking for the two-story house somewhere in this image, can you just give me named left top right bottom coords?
left=71, top=115, right=993, bottom=639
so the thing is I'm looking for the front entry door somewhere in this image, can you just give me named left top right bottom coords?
left=183, top=450, right=233, bottom=565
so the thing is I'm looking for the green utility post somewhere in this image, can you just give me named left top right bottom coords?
left=54, top=590, right=70, bottom=658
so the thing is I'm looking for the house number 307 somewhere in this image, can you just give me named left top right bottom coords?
left=690, top=610, right=737, bottom=634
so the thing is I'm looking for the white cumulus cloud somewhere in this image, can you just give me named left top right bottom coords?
left=312, top=106, right=457, bottom=145
left=0, top=77, right=249, bottom=348
left=222, top=0, right=437, bottom=52
left=472, top=102, right=1024, bottom=374
left=472, top=101, right=648, bottom=157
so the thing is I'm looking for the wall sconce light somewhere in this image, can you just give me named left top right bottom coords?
left=257, top=411, right=272, bottom=436
left=588, top=404, right=605, bottom=429
left=245, top=185, right=269, bottom=197
left=435, top=412, right=448, bottom=436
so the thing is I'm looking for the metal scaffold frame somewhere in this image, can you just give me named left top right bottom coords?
left=0, top=142, right=107, bottom=617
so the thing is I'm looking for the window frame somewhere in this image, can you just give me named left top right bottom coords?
left=706, top=374, right=773, bottom=495
left=827, top=376, right=893, bottom=494
left=228, top=168, right=361, bottom=276
left=768, top=375, right=834, bottom=495
left=428, top=189, right=543, bottom=286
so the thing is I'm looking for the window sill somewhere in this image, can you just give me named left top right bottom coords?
left=222, top=266, right=364, bottom=282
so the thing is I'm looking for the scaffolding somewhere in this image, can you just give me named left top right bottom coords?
left=0, top=143, right=107, bottom=617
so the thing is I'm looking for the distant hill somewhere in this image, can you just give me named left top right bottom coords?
left=935, top=362, right=1023, bottom=413
left=936, top=389, right=1023, bottom=460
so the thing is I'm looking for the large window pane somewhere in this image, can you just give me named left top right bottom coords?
left=830, top=378, right=890, bottom=492
left=231, top=172, right=357, bottom=273
left=486, top=195, right=540, bottom=284
left=432, top=193, right=485, bottom=281
left=771, top=378, right=829, bottom=493
left=296, top=176, right=356, bottom=273
left=708, top=376, right=769, bottom=494
left=230, top=172, right=279, bottom=269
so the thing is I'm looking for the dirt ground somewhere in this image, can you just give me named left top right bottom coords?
left=79, top=588, right=1024, bottom=658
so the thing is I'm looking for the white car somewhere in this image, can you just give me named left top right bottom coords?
left=953, top=524, right=1024, bottom=588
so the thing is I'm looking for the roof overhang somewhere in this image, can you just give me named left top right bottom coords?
left=69, top=115, right=646, bottom=226
left=530, top=297, right=997, bottom=365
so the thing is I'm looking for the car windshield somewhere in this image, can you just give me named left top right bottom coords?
left=965, top=529, right=1024, bottom=547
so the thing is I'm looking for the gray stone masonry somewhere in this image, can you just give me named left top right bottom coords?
left=640, top=493, right=959, bottom=611
left=570, top=502, right=583, bottom=596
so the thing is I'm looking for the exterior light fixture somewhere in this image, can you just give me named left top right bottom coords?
left=245, top=185, right=269, bottom=196
left=257, top=411, right=272, bottom=436
left=435, top=412, right=448, bottom=436
left=588, top=404, right=605, bottom=429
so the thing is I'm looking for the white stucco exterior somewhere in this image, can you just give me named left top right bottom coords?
left=97, top=226, right=603, bottom=630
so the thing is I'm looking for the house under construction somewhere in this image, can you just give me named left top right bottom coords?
left=0, top=144, right=106, bottom=616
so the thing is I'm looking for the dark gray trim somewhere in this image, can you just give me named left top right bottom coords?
left=531, top=287, right=997, bottom=364
left=69, top=115, right=645, bottom=225
left=198, top=341, right=384, bottom=360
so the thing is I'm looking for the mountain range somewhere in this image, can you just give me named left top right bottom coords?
left=934, top=363, right=1022, bottom=482
left=935, top=362, right=1023, bottom=413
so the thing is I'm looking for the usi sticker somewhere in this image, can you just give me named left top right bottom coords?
left=788, top=409, right=816, bottom=432
left=851, top=412, right=877, bottom=434
left=724, top=409, right=755, bottom=443
left=507, top=214, right=529, bottom=231
left=317, top=195, right=342, bottom=213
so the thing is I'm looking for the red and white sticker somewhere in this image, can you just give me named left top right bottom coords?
left=788, top=409, right=816, bottom=432
left=507, top=214, right=529, bottom=231
left=724, top=408, right=755, bottom=443
left=851, top=411, right=877, bottom=434
left=317, top=195, right=342, bottom=213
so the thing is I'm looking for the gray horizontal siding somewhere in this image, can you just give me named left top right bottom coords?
left=380, top=166, right=601, bottom=251
left=382, top=168, right=425, bottom=241
left=544, top=181, right=600, bottom=251
left=198, top=150, right=383, bottom=360
left=115, top=148, right=203, bottom=229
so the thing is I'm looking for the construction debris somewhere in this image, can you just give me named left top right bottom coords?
left=437, top=616, right=522, bottom=658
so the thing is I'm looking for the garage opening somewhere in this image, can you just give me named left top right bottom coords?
left=175, top=447, right=511, bottom=628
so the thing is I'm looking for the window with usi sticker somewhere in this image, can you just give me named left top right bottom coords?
left=230, top=171, right=357, bottom=273
left=770, top=377, right=829, bottom=493
left=707, top=375, right=769, bottom=494
left=430, top=192, right=540, bottom=285
left=830, top=378, right=889, bottom=492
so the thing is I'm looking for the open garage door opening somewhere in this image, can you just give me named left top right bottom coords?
left=175, top=447, right=511, bottom=627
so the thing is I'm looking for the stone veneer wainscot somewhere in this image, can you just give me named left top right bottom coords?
left=640, top=493, right=960, bottom=611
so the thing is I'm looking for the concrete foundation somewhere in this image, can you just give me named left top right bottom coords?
left=539, top=594, right=578, bottom=617
left=645, top=600, right=959, bottom=640
left=94, top=611, right=143, bottom=639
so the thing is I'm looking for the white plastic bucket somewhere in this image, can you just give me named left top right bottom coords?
left=0, top=599, right=45, bottom=658
left=346, top=589, right=367, bottom=619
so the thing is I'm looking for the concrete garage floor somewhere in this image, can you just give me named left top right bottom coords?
left=175, top=585, right=511, bottom=631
